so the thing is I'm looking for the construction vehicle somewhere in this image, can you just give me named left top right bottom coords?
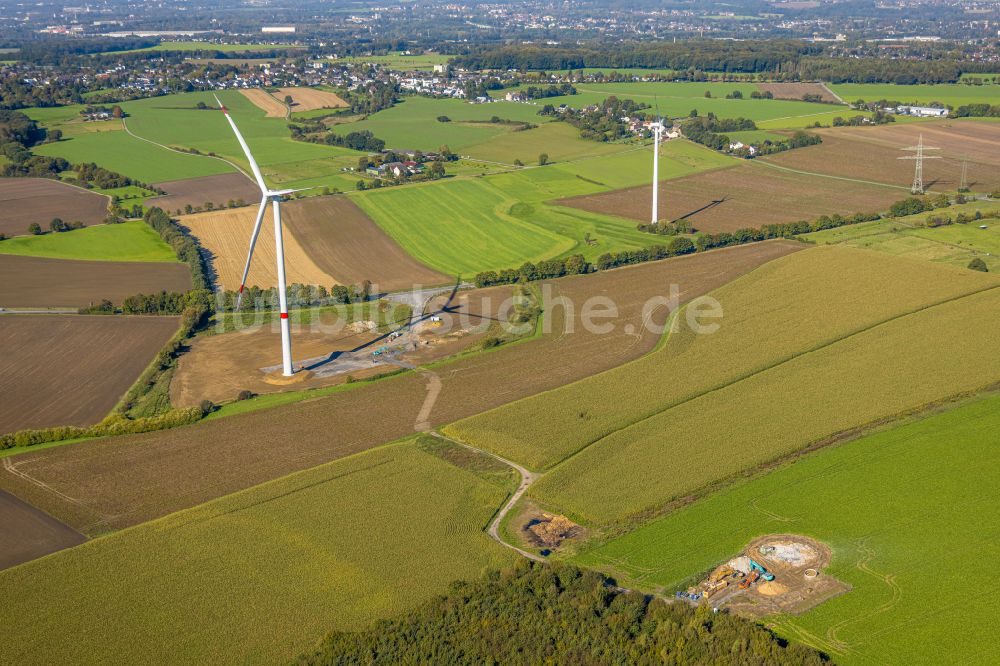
left=703, top=579, right=729, bottom=599
left=372, top=345, right=389, bottom=358
left=708, top=565, right=735, bottom=585
left=748, top=559, right=775, bottom=582
left=738, top=570, right=760, bottom=590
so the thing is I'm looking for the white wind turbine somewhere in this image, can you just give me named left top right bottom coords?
left=650, top=112, right=665, bottom=224
left=215, top=94, right=307, bottom=376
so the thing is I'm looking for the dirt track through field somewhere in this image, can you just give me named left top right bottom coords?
left=0, top=490, right=85, bottom=570
left=0, top=255, right=192, bottom=308
left=180, top=206, right=336, bottom=290
left=148, top=173, right=260, bottom=214
left=0, top=178, right=109, bottom=237
left=559, top=161, right=904, bottom=232
left=281, top=196, right=452, bottom=291
left=0, top=241, right=802, bottom=537
left=0, top=315, right=181, bottom=433
left=240, top=88, right=287, bottom=118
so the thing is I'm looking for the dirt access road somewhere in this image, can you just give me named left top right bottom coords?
left=0, top=241, right=802, bottom=539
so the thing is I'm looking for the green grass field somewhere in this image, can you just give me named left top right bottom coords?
left=34, top=123, right=234, bottom=183
left=806, top=200, right=1000, bottom=271
left=572, top=392, right=1000, bottom=664
left=0, top=439, right=516, bottom=664
left=334, top=53, right=450, bottom=70
left=462, top=121, right=633, bottom=165
left=447, top=247, right=998, bottom=473
left=499, top=82, right=845, bottom=125
left=351, top=178, right=576, bottom=275
left=0, top=221, right=178, bottom=262
left=828, top=83, right=1000, bottom=108
left=331, top=96, right=545, bottom=152
left=352, top=139, right=733, bottom=274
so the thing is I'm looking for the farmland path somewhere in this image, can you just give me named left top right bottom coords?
left=430, top=431, right=544, bottom=562
left=120, top=119, right=255, bottom=184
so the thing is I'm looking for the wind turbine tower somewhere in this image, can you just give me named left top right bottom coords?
left=898, top=133, right=940, bottom=195
left=215, top=95, right=308, bottom=377
left=650, top=118, right=665, bottom=224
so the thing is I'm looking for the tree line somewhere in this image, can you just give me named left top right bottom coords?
left=475, top=194, right=962, bottom=287
left=295, top=560, right=828, bottom=666
left=450, top=41, right=997, bottom=84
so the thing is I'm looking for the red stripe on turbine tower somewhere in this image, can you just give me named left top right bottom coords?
left=238, top=284, right=244, bottom=293
left=280, top=312, right=289, bottom=319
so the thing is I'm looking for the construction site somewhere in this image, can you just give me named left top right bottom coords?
left=676, top=534, right=850, bottom=617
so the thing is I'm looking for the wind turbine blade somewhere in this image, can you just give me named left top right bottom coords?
left=214, top=94, right=268, bottom=193
left=235, top=196, right=269, bottom=311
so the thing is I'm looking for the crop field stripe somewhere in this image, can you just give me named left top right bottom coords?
left=548, top=281, right=1000, bottom=473
left=530, top=281, right=1000, bottom=524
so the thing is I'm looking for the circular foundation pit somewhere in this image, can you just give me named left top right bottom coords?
left=804, top=568, right=819, bottom=579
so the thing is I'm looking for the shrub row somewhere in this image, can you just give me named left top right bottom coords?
left=144, top=206, right=211, bottom=291
left=0, top=406, right=207, bottom=451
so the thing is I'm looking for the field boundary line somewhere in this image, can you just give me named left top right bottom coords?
left=429, top=431, right=543, bottom=562
left=120, top=118, right=254, bottom=184
left=751, top=158, right=915, bottom=192
left=543, top=281, right=1000, bottom=474
left=820, top=83, right=845, bottom=104
left=2, top=457, right=84, bottom=507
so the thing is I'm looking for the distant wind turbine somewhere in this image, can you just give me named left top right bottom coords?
left=215, top=94, right=309, bottom=377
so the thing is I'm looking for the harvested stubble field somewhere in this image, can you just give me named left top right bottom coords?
left=756, top=82, right=841, bottom=103
left=239, top=88, right=288, bottom=118
left=573, top=393, right=1000, bottom=664
left=559, top=159, right=905, bottom=231
left=532, top=277, right=1000, bottom=524
left=180, top=207, right=334, bottom=290
left=276, top=87, right=348, bottom=112
left=0, top=241, right=801, bottom=536
left=448, top=247, right=1000, bottom=471
left=281, top=196, right=451, bottom=291
left=763, top=120, right=1000, bottom=192
left=0, top=315, right=181, bottom=433
left=0, top=178, right=109, bottom=237
left=0, top=441, right=515, bottom=664
left=0, top=255, right=191, bottom=308
left=147, top=173, right=260, bottom=214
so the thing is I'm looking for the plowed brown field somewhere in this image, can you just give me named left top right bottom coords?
left=559, top=161, right=904, bottom=232
left=0, top=490, right=85, bottom=570
left=0, top=315, right=180, bottom=433
left=0, top=178, right=109, bottom=237
left=281, top=196, right=451, bottom=291
left=757, top=82, right=841, bottom=103
left=148, top=173, right=260, bottom=215
left=239, top=88, right=287, bottom=118
left=0, top=255, right=192, bottom=308
left=763, top=120, right=1000, bottom=191
left=0, top=241, right=802, bottom=536
left=180, top=207, right=335, bottom=290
